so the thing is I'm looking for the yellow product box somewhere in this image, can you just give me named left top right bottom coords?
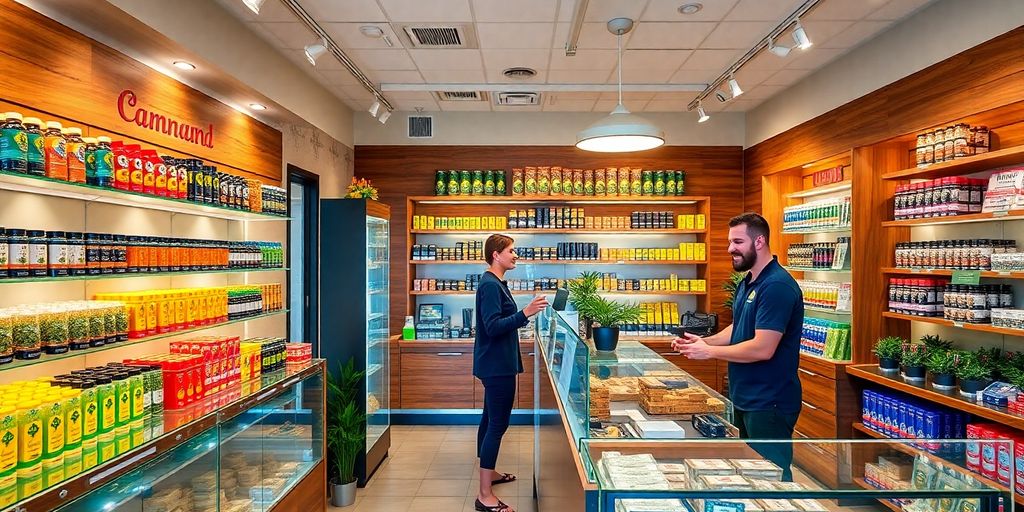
left=677, top=215, right=683, bottom=229
left=424, top=216, right=434, bottom=230
left=670, top=303, right=680, bottom=322
left=662, top=303, right=672, bottom=323
left=670, top=275, right=679, bottom=291
left=695, top=280, right=707, bottom=292
left=679, top=280, right=690, bottom=292
left=485, top=217, right=493, bottom=230
left=686, top=215, right=696, bottom=230
left=670, top=249, right=680, bottom=261
left=584, top=217, right=593, bottom=229
left=656, top=248, right=665, bottom=260
left=697, top=244, right=706, bottom=261
left=685, top=244, right=695, bottom=261
left=654, top=308, right=663, bottom=325
left=696, top=214, right=706, bottom=229
left=0, top=471, right=15, bottom=508
left=600, top=249, right=609, bottom=261
left=499, top=217, right=508, bottom=229
left=629, top=249, right=637, bottom=260
left=412, top=216, right=421, bottom=230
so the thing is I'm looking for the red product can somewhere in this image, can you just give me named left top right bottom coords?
left=128, top=145, right=144, bottom=192
left=111, top=141, right=130, bottom=190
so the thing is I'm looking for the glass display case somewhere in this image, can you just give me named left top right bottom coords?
left=366, top=215, right=390, bottom=454
left=52, top=364, right=324, bottom=512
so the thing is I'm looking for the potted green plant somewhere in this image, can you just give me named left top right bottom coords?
left=722, top=271, right=745, bottom=309
left=901, top=343, right=927, bottom=380
left=873, top=336, right=904, bottom=371
left=956, top=350, right=993, bottom=396
left=919, top=334, right=953, bottom=351
left=326, top=358, right=366, bottom=508
left=585, top=296, right=643, bottom=352
left=925, top=348, right=957, bottom=388
left=567, top=271, right=602, bottom=338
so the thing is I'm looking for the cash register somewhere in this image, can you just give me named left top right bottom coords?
left=415, top=303, right=449, bottom=340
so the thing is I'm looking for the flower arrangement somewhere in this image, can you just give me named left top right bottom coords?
left=346, top=177, right=379, bottom=200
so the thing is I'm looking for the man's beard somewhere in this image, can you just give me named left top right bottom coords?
left=731, top=248, right=756, bottom=272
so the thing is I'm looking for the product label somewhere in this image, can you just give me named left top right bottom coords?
left=94, top=149, right=112, bottom=179
left=132, top=388, right=144, bottom=418
left=117, top=388, right=130, bottom=424
left=115, top=154, right=130, bottom=185
left=143, top=160, right=156, bottom=190
left=0, top=128, right=28, bottom=163
left=66, top=142, right=86, bottom=182
left=26, top=133, right=43, bottom=167
left=18, top=413, right=41, bottom=464
left=66, top=403, right=82, bottom=446
left=9, top=244, right=28, bottom=270
left=0, top=414, right=16, bottom=472
left=47, top=245, right=67, bottom=269
left=0, top=243, right=7, bottom=268
left=44, top=403, right=64, bottom=454
left=82, top=447, right=97, bottom=470
left=100, top=394, right=115, bottom=431
left=29, top=244, right=46, bottom=269
left=155, top=162, right=167, bottom=192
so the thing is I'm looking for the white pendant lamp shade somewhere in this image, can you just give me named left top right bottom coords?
left=576, top=104, right=665, bottom=153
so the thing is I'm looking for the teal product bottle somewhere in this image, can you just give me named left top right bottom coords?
left=0, top=112, right=28, bottom=173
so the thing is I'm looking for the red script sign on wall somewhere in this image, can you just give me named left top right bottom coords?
left=117, top=90, right=214, bottom=148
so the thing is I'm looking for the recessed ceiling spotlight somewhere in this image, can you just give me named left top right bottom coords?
left=359, top=26, right=384, bottom=38
left=304, top=38, right=328, bottom=66
left=242, top=0, right=265, bottom=15
left=678, top=3, right=702, bottom=15
left=502, top=67, right=537, bottom=80
left=248, top=103, right=267, bottom=111
left=172, top=61, right=196, bottom=71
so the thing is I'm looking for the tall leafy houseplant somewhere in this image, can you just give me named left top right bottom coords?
left=326, top=358, right=366, bottom=507
left=587, top=295, right=643, bottom=351
left=722, top=272, right=745, bottom=310
left=567, top=271, right=602, bottom=337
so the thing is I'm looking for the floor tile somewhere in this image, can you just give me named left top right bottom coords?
left=350, top=496, right=413, bottom=512
left=394, top=440, right=441, bottom=453
left=389, top=451, right=438, bottom=465
left=375, top=463, right=430, bottom=480
left=363, top=479, right=421, bottom=497
left=410, top=496, right=471, bottom=511
left=416, top=478, right=473, bottom=497
left=426, top=463, right=478, bottom=479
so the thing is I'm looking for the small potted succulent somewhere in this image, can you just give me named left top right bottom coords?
left=873, top=336, right=904, bottom=372
left=925, top=348, right=957, bottom=389
left=956, top=350, right=993, bottom=396
left=901, top=342, right=928, bottom=380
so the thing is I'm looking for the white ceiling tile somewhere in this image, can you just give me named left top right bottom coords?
left=557, top=0, right=576, bottom=22
left=341, top=86, right=377, bottom=103
left=484, top=66, right=548, bottom=83
left=592, top=99, right=649, bottom=112
left=866, top=0, right=934, bottom=20
left=725, top=0, right=804, bottom=21
left=550, top=92, right=602, bottom=100
left=741, top=51, right=789, bottom=71
left=723, top=98, right=764, bottom=111
left=740, top=84, right=788, bottom=100
left=318, top=69, right=361, bottom=86
left=343, top=99, right=365, bottom=110
left=546, top=69, right=613, bottom=83
left=760, top=67, right=811, bottom=86
left=347, top=49, right=418, bottom=70
left=439, top=101, right=493, bottom=111
left=641, top=0, right=740, bottom=22
left=701, top=21, right=775, bottom=49
left=543, top=99, right=598, bottom=112
left=806, top=0, right=888, bottom=21
left=669, top=68, right=719, bottom=84
left=681, top=49, right=743, bottom=70
left=621, top=50, right=692, bottom=70
left=583, top=0, right=648, bottom=22
left=481, top=49, right=551, bottom=74
left=599, top=91, right=657, bottom=101
left=372, top=70, right=426, bottom=83
left=385, top=91, right=437, bottom=100
left=549, top=49, right=618, bottom=70
left=553, top=23, right=570, bottom=48
left=626, top=22, right=717, bottom=50
left=610, top=67, right=676, bottom=84
left=642, top=99, right=689, bottom=112
left=302, top=0, right=388, bottom=22
left=476, top=23, right=555, bottom=49
left=577, top=22, right=628, bottom=49
left=732, top=67, right=779, bottom=88
left=378, top=0, right=473, bottom=22
left=394, top=98, right=440, bottom=110
left=783, top=48, right=847, bottom=70
left=819, top=20, right=894, bottom=49
left=797, top=20, right=855, bottom=47
left=409, top=49, right=484, bottom=70
left=257, top=22, right=317, bottom=50
left=702, top=99, right=730, bottom=112
left=322, top=23, right=403, bottom=49
left=419, top=68, right=487, bottom=82
left=471, top=0, right=558, bottom=22
left=492, top=104, right=544, bottom=112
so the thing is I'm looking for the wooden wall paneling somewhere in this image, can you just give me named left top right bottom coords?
left=356, top=145, right=744, bottom=334
left=850, top=143, right=911, bottom=363
left=0, top=2, right=281, bottom=180
left=270, top=460, right=326, bottom=511
left=744, top=27, right=1024, bottom=214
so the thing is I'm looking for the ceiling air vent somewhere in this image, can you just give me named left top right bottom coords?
left=436, top=91, right=488, bottom=102
left=495, top=92, right=541, bottom=106
left=408, top=116, right=433, bottom=138
left=400, top=24, right=478, bottom=48
left=502, top=67, right=537, bottom=80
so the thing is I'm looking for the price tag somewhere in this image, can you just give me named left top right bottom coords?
left=993, top=210, right=1010, bottom=217
left=953, top=322, right=965, bottom=328
left=705, top=502, right=745, bottom=512
left=951, top=270, right=982, bottom=285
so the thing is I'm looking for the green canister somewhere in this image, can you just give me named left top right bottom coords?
left=654, top=171, right=666, bottom=196
left=459, top=170, right=471, bottom=196
left=495, top=170, right=506, bottom=195
left=484, top=170, right=495, bottom=195
left=666, top=171, right=677, bottom=195
left=676, top=170, right=686, bottom=195
left=96, top=431, right=114, bottom=463
left=95, top=376, right=115, bottom=434
left=642, top=170, right=654, bottom=195
left=471, top=170, right=484, bottom=195
left=127, top=368, right=144, bottom=421
left=434, top=170, right=447, bottom=195
left=447, top=170, right=459, bottom=197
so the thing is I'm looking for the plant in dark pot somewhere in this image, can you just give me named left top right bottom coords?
left=925, top=348, right=957, bottom=389
left=872, top=336, right=904, bottom=372
left=955, top=350, right=993, bottom=396
left=585, top=296, right=643, bottom=352
left=900, top=343, right=927, bottom=380
left=326, top=358, right=366, bottom=508
left=567, top=271, right=602, bottom=339
left=920, top=334, right=953, bottom=351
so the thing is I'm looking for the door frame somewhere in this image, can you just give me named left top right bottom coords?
left=287, top=164, right=320, bottom=355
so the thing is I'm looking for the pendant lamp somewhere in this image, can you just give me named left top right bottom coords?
left=576, top=18, right=665, bottom=153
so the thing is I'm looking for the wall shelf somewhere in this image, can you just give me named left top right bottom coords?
left=410, top=260, right=707, bottom=266
left=410, top=290, right=706, bottom=296
left=882, top=210, right=1024, bottom=227
left=881, top=311, right=1024, bottom=337
left=0, top=267, right=287, bottom=285
left=784, top=180, right=852, bottom=199
left=881, top=267, right=1024, bottom=279
left=410, top=195, right=703, bottom=205
left=784, top=266, right=851, bottom=273
left=410, top=229, right=707, bottom=235
left=781, top=226, right=852, bottom=235
left=881, top=144, right=1024, bottom=180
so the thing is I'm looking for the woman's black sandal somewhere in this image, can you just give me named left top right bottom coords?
left=475, top=498, right=511, bottom=512
left=491, top=473, right=517, bottom=485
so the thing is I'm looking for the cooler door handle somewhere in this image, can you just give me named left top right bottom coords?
left=436, top=352, right=464, bottom=357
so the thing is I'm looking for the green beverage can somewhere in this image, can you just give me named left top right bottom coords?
left=666, top=171, right=677, bottom=195
left=642, top=170, right=654, bottom=195
left=472, top=170, right=484, bottom=195
left=484, top=170, right=495, bottom=195
left=495, top=171, right=506, bottom=195
left=676, top=171, right=686, bottom=195
left=459, top=170, right=471, bottom=196
left=654, top=171, right=666, bottom=196
left=447, top=170, right=459, bottom=196
left=434, top=170, right=447, bottom=195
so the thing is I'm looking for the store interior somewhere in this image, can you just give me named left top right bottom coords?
left=0, top=0, right=1022, bottom=511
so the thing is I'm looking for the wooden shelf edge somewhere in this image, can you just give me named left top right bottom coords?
left=852, top=479, right=903, bottom=512
left=882, top=210, right=1024, bottom=227
left=881, top=311, right=1024, bottom=337
left=881, top=144, right=1024, bottom=180
left=410, top=229, right=708, bottom=235
left=409, top=195, right=711, bottom=203
left=882, top=267, right=1024, bottom=279
left=411, top=260, right=708, bottom=265
left=847, top=364, right=1024, bottom=431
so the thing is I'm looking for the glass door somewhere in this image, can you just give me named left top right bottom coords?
left=366, top=215, right=389, bottom=451
left=287, top=166, right=318, bottom=354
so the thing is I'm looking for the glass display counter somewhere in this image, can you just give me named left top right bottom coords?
left=532, top=310, right=1016, bottom=511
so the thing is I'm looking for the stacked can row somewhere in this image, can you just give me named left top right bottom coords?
left=893, top=178, right=985, bottom=220
left=894, top=239, right=1016, bottom=270
left=914, top=124, right=990, bottom=168
left=782, top=197, right=851, bottom=232
left=511, top=167, right=686, bottom=196
left=800, top=318, right=851, bottom=360
left=434, top=170, right=507, bottom=196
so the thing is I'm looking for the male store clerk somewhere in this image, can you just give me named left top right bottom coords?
left=673, top=212, right=804, bottom=480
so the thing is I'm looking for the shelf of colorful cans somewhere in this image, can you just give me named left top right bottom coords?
left=882, top=210, right=1024, bottom=227
left=0, top=309, right=289, bottom=373
left=780, top=226, right=853, bottom=235
left=804, top=306, right=852, bottom=316
left=409, top=228, right=708, bottom=235
left=410, top=259, right=708, bottom=265
left=847, top=364, right=1024, bottom=431
left=881, top=311, right=1024, bottom=337
left=13, top=360, right=323, bottom=512
left=881, top=143, right=1024, bottom=181
left=0, top=170, right=289, bottom=222
left=882, top=267, right=1024, bottom=279
left=0, top=267, right=288, bottom=285
left=409, top=290, right=707, bottom=296
left=411, top=195, right=704, bottom=205
left=783, top=266, right=852, bottom=273
left=784, top=180, right=852, bottom=199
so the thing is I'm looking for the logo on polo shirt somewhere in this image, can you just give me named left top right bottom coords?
left=746, top=290, right=757, bottom=303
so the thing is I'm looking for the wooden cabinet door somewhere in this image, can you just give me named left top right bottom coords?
left=401, top=348, right=475, bottom=409
left=518, top=346, right=536, bottom=409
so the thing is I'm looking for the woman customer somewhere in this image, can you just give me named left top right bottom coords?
left=473, top=234, right=548, bottom=512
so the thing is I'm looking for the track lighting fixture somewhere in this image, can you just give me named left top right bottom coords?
left=715, top=90, right=728, bottom=103
left=727, top=75, right=743, bottom=98
left=697, top=103, right=709, bottom=123
left=304, top=38, right=328, bottom=66
left=368, top=100, right=381, bottom=117
left=768, top=37, right=791, bottom=57
left=378, top=110, right=392, bottom=124
left=792, top=20, right=812, bottom=50
left=242, top=0, right=266, bottom=15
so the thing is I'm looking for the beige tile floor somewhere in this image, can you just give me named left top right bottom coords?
left=331, top=425, right=535, bottom=512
